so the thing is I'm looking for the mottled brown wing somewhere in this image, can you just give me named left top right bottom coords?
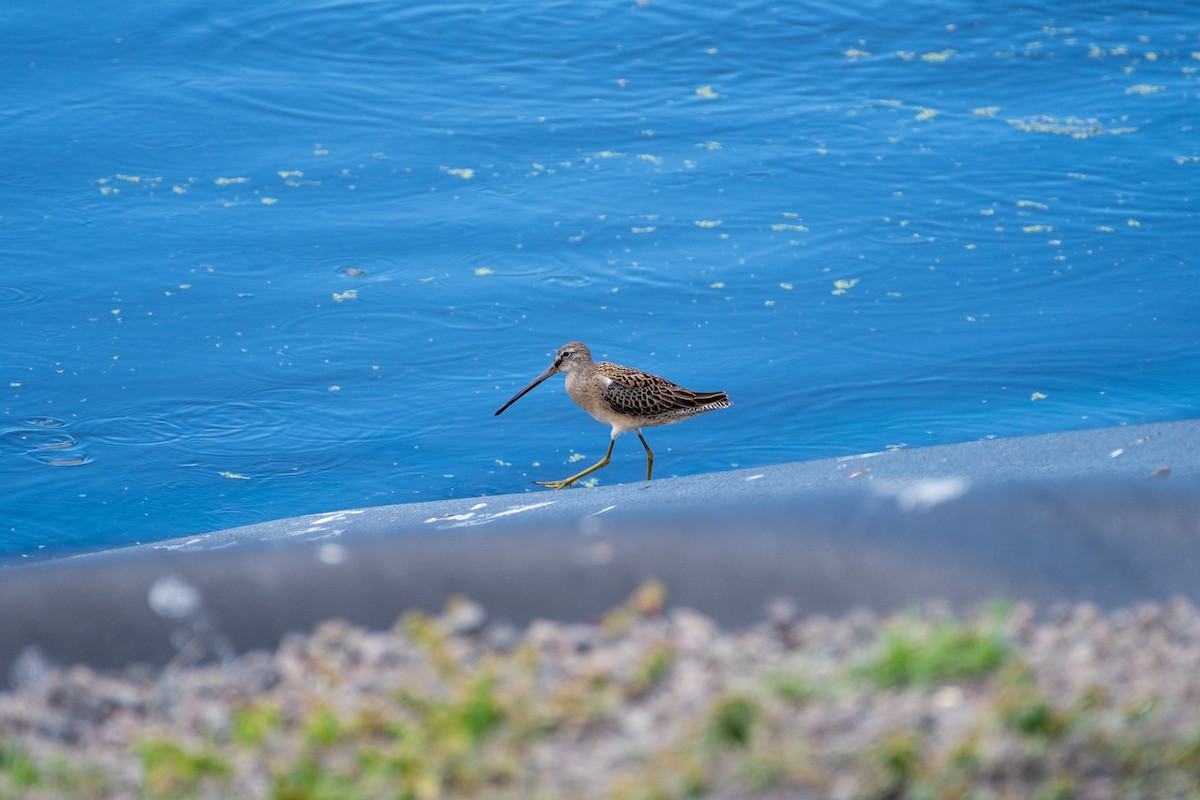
left=597, top=362, right=729, bottom=418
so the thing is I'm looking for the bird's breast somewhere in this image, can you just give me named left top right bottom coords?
left=565, top=372, right=623, bottom=425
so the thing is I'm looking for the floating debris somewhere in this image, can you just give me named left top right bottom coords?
left=1007, top=115, right=1137, bottom=137
left=920, top=49, right=957, bottom=62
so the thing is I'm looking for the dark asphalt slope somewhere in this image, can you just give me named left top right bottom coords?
left=2, top=419, right=1198, bottom=676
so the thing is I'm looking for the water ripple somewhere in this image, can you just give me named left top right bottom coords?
left=25, top=416, right=68, bottom=427
left=0, top=285, right=47, bottom=309
left=213, top=3, right=543, bottom=68
left=85, top=399, right=295, bottom=448
left=1, top=419, right=93, bottom=467
left=34, top=452, right=95, bottom=467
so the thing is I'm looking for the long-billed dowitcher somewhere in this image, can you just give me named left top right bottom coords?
left=495, top=341, right=731, bottom=489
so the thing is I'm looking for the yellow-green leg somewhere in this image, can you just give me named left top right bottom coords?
left=535, top=440, right=615, bottom=490
left=637, top=431, right=654, bottom=481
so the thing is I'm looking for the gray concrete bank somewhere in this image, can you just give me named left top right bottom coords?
left=2, top=419, right=1199, bottom=676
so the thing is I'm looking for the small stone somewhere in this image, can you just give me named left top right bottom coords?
left=483, top=620, right=521, bottom=652
left=765, top=595, right=799, bottom=628
left=566, top=623, right=597, bottom=653
left=10, top=646, right=55, bottom=694
left=440, top=596, right=487, bottom=637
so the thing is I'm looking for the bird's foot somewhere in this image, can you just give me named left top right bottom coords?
left=534, top=478, right=576, bottom=490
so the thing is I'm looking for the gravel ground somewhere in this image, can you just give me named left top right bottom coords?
left=2, top=583, right=1200, bottom=799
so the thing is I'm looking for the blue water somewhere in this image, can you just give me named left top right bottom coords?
left=3, top=0, right=1198, bottom=559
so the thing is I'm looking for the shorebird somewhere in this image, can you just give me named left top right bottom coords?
left=494, top=341, right=731, bottom=489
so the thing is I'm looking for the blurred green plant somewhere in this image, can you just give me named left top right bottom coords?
left=861, top=610, right=1010, bottom=688
left=139, top=738, right=231, bottom=799
left=709, top=695, right=758, bottom=749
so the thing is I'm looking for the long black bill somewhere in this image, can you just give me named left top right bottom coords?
left=494, top=364, right=558, bottom=416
